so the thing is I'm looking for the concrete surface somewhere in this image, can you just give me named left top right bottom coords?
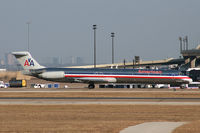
left=120, top=122, right=186, bottom=133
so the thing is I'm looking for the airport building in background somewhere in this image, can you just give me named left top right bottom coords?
left=4, top=53, right=19, bottom=71
left=39, top=56, right=85, bottom=68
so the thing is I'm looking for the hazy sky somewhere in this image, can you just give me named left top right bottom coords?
left=0, top=0, right=200, bottom=65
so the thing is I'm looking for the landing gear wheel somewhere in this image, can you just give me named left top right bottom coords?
left=180, top=85, right=185, bottom=89
left=88, top=84, right=95, bottom=89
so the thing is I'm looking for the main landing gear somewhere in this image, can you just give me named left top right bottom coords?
left=180, top=85, right=186, bottom=89
left=88, top=83, right=95, bottom=89
left=180, top=84, right=187, bottom=89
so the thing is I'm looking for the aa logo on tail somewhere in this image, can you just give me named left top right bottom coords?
left=24, top=58, right=34, bottom=66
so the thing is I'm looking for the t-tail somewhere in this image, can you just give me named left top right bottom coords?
left=12, top=51, right=45, bottom=74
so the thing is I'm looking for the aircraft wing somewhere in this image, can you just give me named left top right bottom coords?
left=74, top=77, right=117, bottom=83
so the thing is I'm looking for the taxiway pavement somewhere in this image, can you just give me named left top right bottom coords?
left=120, top=122, right=186, bottom=133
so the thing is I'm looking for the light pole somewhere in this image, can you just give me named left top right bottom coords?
left=183, top=37, right=186, bottom=51
left=111, top=32, right=115, bottom=64
left=179, top=37, right=182, bottom=53
left=26, top=21, right=31, bottom=52
left=123, top=59, right=126, bottom=69
left=185, top=36, right=188, bottom=50
left=93, top=25, right=97, bottom=68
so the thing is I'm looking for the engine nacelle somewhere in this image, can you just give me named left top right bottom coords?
left=39, top=71, right=65, bottom=79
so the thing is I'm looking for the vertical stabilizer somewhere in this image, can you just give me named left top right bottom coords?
left=12, top=51, right=45, bottom=70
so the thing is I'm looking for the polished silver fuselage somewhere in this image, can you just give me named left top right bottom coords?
left=31, top=68, right=192, bottom=85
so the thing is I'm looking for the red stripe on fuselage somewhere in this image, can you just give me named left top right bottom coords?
left=64, top=74, right=191, bottom=80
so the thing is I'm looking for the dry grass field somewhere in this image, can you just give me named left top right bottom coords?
left=173, top=120, right=200, bottom=133
left=0, top=105, right=200, bottom=133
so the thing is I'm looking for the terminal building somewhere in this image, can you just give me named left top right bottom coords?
left=181, top=45, right=200, bottom=82
left=181, top=45, right=200, bottom=68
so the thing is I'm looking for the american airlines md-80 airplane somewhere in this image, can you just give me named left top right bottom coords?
left=12, top=51, right=192, bottom=89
